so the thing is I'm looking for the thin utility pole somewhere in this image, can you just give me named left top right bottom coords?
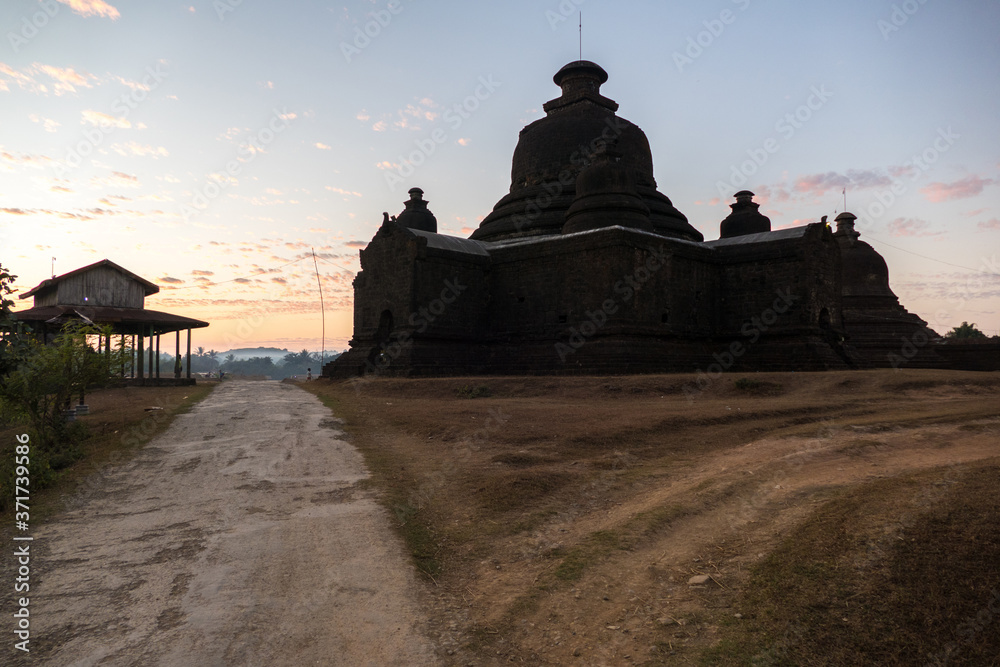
left=312, top=248, right=326, bottom=367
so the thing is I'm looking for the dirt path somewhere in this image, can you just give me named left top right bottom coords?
left=29, top=380, right=439, bottom=666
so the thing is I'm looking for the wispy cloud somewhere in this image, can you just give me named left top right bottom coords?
left=794, top=169, right=894, bottom=197
left=978, top=218, right=1000, bottom=231
left=0, top=147, right=53, bottom=169
left=315, top=142, right=332, bottom=150
left=325, top=186, right=362, bottom=197
left=920, top=175, right=995, bottom=202
left=81, top=110, right=131, bottom=129
left=90, top=171, right=139, bottom=188
left=111, top=141, right=169, bottom=158
left=887, top=217, right=942, bottom=237
left=0, top=63, right=97, bottom=96
left=29, top=114, right=61, bottom=132
left=36, top=63, right=95, bottom=94
left=56, top=0, right=121, bottom=19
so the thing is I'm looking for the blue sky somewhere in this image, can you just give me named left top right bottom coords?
left=2, top=0, right=999, bottom=351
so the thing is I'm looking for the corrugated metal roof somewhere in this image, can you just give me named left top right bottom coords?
left=11, top=305, right=209, bottom=334
left=703, top=226, right=812, bottom=247
left=409, top=229, right=492, bottom=257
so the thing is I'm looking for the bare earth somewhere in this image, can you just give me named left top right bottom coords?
left=305, top=371, right=1000, bottom=665
left=28, top=380, right=438, bottom=666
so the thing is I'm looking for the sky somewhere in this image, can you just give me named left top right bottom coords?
left=2, top=0, right=999, bottom=354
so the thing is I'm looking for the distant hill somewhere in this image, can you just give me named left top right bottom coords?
left=221, top=347, right=294, bottom=362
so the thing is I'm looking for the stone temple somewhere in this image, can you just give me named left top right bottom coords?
left=326, top=60, right=960, bottom=378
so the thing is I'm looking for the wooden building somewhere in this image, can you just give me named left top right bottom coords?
left=12, top=259, right=209, bottom=385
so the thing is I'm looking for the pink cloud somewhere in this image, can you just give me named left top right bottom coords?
left=56, top=0, right=120, bottom=19
left=888, top=217, right=941, bottom=237
left=921, top=176, right=994, bottom=202
left=978, top=218, right=1000, bottom=231
left=344, top=241, right=367, bottom=248
left=794, top=169, right=894, bottom=197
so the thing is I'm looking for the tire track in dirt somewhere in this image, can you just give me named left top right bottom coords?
left=27, top=380, right=438, bottom=666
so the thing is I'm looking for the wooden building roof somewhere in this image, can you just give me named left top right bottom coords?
left=13, top=259, right=208, bottom=335
left=20, top=259, right=159, bottom=301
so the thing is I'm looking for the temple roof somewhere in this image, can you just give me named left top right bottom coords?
left=719, top=191, right=772, bottom=239
left=833, top=212, right=898, bottom=299
left=470, top=61, right=700, bottom=244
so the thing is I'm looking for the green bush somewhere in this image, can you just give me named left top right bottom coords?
left=456, top=384, right=492, bottom=399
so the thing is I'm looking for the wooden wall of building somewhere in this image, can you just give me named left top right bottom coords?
left=34, top=266, right=147, bottom=308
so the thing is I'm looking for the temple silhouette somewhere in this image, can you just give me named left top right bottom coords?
left=326, top=60, right=980, bottom=378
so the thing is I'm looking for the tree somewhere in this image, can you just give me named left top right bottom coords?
left=946, top=322, right=987, bottom=339
left=0, top=263, right=30, bottom=377
left=280, top=349, right=321, bottom=379
left=0, top=321, right=130, bottom=452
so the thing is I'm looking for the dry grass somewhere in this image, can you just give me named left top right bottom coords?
left=703, top=461, right=1000, bottom=667
left=303, top=369, right=1000, bottom=665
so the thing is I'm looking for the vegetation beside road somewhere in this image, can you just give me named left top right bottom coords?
left=0, top=382, right=214, bottom=518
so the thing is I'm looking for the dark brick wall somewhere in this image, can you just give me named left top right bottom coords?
left=327, top=222, right=862, bottom=377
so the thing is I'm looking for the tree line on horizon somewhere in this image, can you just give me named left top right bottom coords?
left=170, top=347, right=339, bottom=379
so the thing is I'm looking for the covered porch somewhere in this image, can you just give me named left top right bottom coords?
left=10, top=304, right=210, bottom=386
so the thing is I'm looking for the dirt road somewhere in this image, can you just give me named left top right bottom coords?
left=29, top=380, right=439, bottom=666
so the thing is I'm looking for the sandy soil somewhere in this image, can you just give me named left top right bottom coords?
left=26, top=380, right=438, bottom=666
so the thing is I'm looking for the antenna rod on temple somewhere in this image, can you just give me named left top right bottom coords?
left=579, top=11, right=582, bottom=61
